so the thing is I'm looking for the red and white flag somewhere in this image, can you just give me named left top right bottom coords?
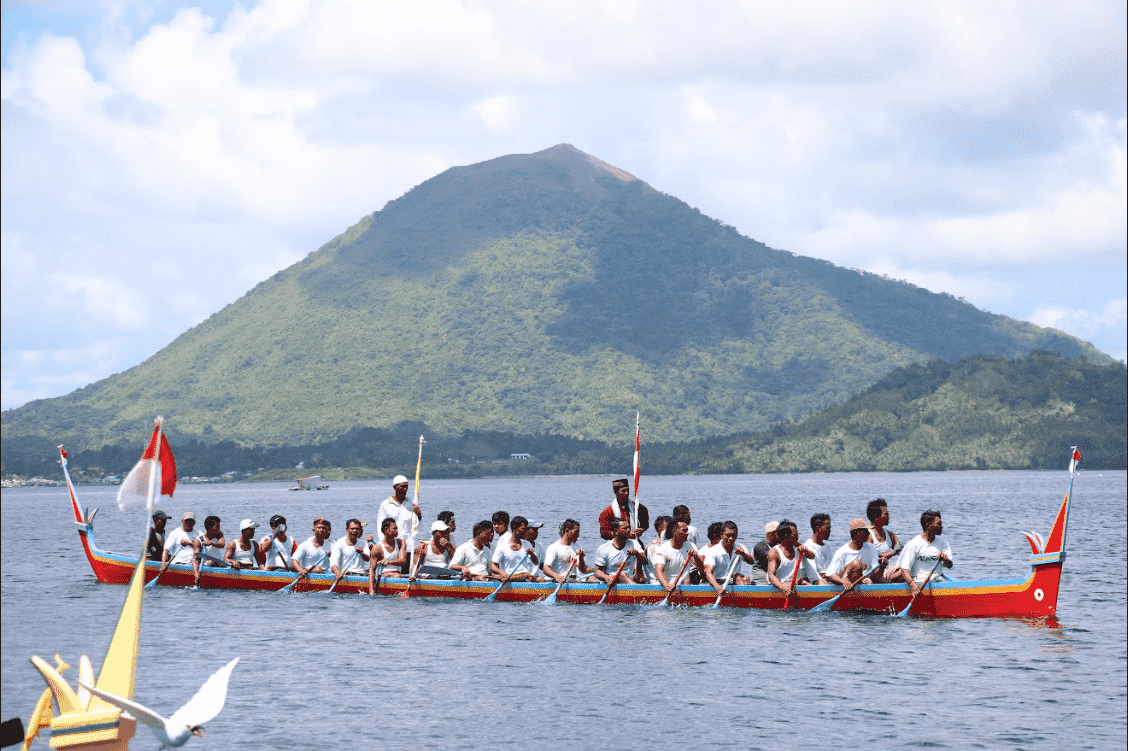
left=632, top=411, right=641, bottom=502
left=116, top=418, right=177, bottom=511
left=1068, top=447, right=1081, bottom=477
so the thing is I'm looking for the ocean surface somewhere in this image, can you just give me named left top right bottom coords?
left=2, top=470, right=1125, bottom=750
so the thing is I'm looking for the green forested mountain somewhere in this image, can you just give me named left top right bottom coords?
left=671, top=351, right=1126, bottom=473
left=1, top=145, right=1111, bottom=451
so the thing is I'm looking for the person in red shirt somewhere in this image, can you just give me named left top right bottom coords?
left=597, top=478, right=650, bottom=541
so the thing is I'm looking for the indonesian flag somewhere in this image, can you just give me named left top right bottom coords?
left=116, top=418, right=177, bottom=511
left=1069, top=446, right=1081, bottom=477
left=632, top=412, right=641, bottom=501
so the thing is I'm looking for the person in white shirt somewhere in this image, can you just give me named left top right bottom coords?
left=491, top=516, right=542, bottom=582
left=652, top=520, right=702, bottom=592
left=225, top=519, right=263, bottom=570
left=492, top=511, right=511, bottom=548
left=702, top=521, right=756, bottom=593
left=766, top=519, right=824, bottom=598
left=258, top=515, right=297, bottom=571
left=196, top=515, right=226, bottom=569
left=162, top=512, right=198, bottom=575
left=331, top=518, right=372, bottom=577
left=867, top=498, right=903, bottom=582
left=593, top=519, right=647, bottom=585
left=826, top=519, right=882, bottom=592
left=896, top=510, right=954, bottom=597
left=450, top=520, right=495, bottom=581
left=543, top=519, right=591, bottom=582
left=802, top=513, right=834, bottom=577
left=293, top=517, right=332, bottom=576
left=522, top=520, right=546, bottom=578
left=375, top=475, right=422, bottom=545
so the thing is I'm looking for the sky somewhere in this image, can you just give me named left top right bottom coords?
left=2, top=0, right=1125, bottom=411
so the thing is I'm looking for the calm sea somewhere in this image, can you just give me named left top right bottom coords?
left=2, top=470, right=1125, bottom=750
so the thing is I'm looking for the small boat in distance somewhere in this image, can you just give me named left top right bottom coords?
left=61, top=444, right=1079, bottom=618
left=289, top=476, right=329, bottom=491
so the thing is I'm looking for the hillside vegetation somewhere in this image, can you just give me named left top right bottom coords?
left=1, top=145, right=1110, bottom=452
left=5, top=352, right=1122, bottom=480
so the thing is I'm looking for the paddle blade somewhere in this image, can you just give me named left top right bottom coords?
left=810, top=595, right=839, bottom=613
left=896, top=599, right=914, bottom=617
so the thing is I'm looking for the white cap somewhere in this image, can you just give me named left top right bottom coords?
left=393, top=475, right=409, bottom=485
left=527, top=520, right=544, bottom=529
left=430, top=520, right=451, bottom=533
left=240, top=519, right=259, bottom=531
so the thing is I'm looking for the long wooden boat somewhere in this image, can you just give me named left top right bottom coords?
left=65, top=462, right=1073, bottom=618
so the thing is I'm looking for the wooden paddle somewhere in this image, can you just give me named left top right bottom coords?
left=896, top=556, right=946, bottom=617
left=542, top=558, right=579, bottom=604
left=278, top=553, right=328, bottom=593
left=810, top=562, right=881, bottom=613
left=709, top=548, right=743, bottom=609
left=485, top=549, right=532, bottom=602
left=397, top=542, right=427, bottom=598
left=655, top=553, right=695, bottom=608
left=597, top=553, right=638, bottom=605
left=780, top=545, right=804, bottom=610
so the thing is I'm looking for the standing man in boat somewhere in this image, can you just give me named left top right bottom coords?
left=259, top=515, right=297, bottom=571
left=598, top=478, right=649, bottom=541
left=593, top=518, right=647, bottom=585
left=766, top=520, right=823, bottom=597
left=293, top=517, right=332, bottom=576
left=826, top=519, right=882, bottom=590
left=376, top=475, right=422, bottom=545
left=896, top=510, right=953, bottom=597
left=147, top=510, right=170, bottom=561
left=450, top=520, right=495, bottom=581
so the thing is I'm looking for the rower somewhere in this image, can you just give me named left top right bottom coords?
left=671, top=505, right=699, bottom=548
left=292, top=517, right=332, bottom=577
left=543, top=519, right=591, bottom=582
left=224, top=519, right=263, bottom=570
left=867, top=499, right=902, bottom=580
left=750, top=521, right=779, bottom=584
left=195, top=515, right=226, bottom=576
left=651, top=519, right=701, bottom=592
left=376, top=475, right=422, bottom=546
left=161, top=512, right=198, bottom=577
left=418, top=520, right=454, bottom=572
left=523, top=520, right=546, bottom=579
left=370, top=518, right=409, bottom=576
left=597, top=479, right=649, bottom=541
left=592, top=518, right=646, bottom=585
left=491, top=516, right=542, bottom=582
left=766, top=519, right=823, bottom=597
left=331, top=518, right=372, bottom=578
left=896, top=510, right=954, bottom=598
left=646, top=515, right=672, bottom=574
left=802, top=513, right=834, bottom=578
left=258, top=515, right=297, bottom=571
left=826, top=519, right=881, bottom=591
left=702, top=521, right=755, bottom=593
left=692, top=522, right=726, bottom=584
left=492, top=511, right=511, bottom=547
left=437, top=510, right=457, bottom=538
left=147, top=510, right=170, bottom=561
left=450, top=520, right=495, bottom=581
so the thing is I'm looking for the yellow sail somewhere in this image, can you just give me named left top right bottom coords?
left=91, top=540, right=146, bottom=704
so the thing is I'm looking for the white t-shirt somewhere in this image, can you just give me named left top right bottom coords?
left=451, top=541, right=491, bottom=576
left=260, top=534, right=296, bottom=569
left=593, top=540, right=632, bottom=574
left=522, top=540, right=544, bottom=576
left=331, top=537, right=369, bottom=574
left=492, top=540, right=531, bottom=575
left=164, top=527, right=195, bottom=564
left=196, top=531, right=225, bottom=563
left=826, top=541, right=879, bottom=578
left=651, top=541, right=697, bottom=585
left=802, top=538, right=834, bottom=574
left=543, top=541, right=580, bottom=576
left=293, top=537, right=330, bottom=570
left=703, top=545, right=743, bottom=581
left=376, top=496, right=417, bottom=541
left=898, top=535, right=953, bottom=583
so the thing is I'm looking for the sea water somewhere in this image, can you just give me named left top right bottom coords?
left=2, top=471, right=1125, bottom=749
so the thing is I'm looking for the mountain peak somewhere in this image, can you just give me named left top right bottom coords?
left=444, top=143, right=640, bottom=200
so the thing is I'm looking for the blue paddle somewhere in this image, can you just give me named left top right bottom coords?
left=278, top=553, right=328, bottom=593
left=810, top=562, right=881, bottom=613
left=542, top=559, right=579, bottom=604
left=485, top=549, right=531, bottom=602
left=896, top=557, right=946, bottom=617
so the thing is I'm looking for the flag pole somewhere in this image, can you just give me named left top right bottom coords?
left=408, top=435, right=425, bottom=573
left=631, top=412, right=643, bottom=552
